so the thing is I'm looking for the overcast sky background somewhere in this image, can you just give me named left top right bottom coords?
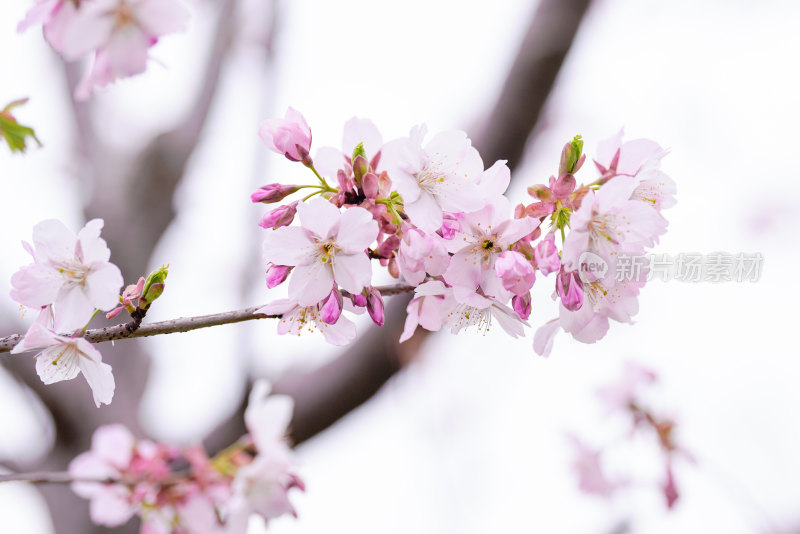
left=1, top=0, right=799, bottom=533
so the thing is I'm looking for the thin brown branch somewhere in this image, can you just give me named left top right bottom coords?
left=0, top=284, right=414, bottom=354
left=0, top=472, right=99, bottom=485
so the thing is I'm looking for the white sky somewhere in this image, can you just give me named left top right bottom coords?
left=1, top=0, right=800, bottom=533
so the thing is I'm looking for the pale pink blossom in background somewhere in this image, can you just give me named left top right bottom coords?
left=68, top=425, right=137, bottom=526
left=262, top=197, right=378, bottom=306
left=10, top=218, right=123, bottom=332
left=259, top=107, right=313, bottom=163
left=17, top=0, right=82, bottom=52
left=382, top=126, right=485, bottom=232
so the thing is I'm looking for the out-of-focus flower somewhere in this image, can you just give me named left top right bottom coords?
left=66, top=0, right=190, bottom=100
left=10, top=218, right=123, bottom=332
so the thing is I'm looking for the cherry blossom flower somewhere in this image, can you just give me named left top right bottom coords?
left=11, top=311, right=115, bottom=407
left=17, top=0, right=83, bottom=52
left=494, top=250, right=535, bottom=296
left=382, top=125, right=485, bottom=232
left=562, top=176, right=667, bottom=267
left=262, top=197, right=378, bottom=306
left=257, top=298, right=357, bottom=346
left=60, top=0, right=190, bottom=100
left=225, top=380, right=303, bottom=528
left=396, top=226, right=450, bottom=286
left=533, top=232, right=560, bottom=275
left=443, top=199, right=538, bottom=301
left=69, top=424, right=138, bottom=526
left=259, top=107, right=313, bottom=163
left=314, top=116, right=384, bottom=179
left=10, top=218, right=123, bottom=332
left=400, top=289, right=454, bottom=342
left=569, top=436, right=625, bottom=497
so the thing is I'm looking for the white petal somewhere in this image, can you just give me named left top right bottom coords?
left=342, top=117, right=383, bottom=158
left=533, top=318, right=561, bottom=357
left=76, top=344, right=115, bottom=407
left=404, top=191, right=443, bottom=233
left=32, top=219, right=76, bottom=262
left=55, top=286, right=95, bottom=332
left=9, top=263, right=62, bottom=308
left=77, top=219, right=111, bottom=263
left=36, top=343, right=81, bottom=384
left=319, top=314, right=357, bottom=346
left=134, top=0, right=190, bottom=36
left=288, top=262, right=334, bottom=306
left=297, top=197, right=341, bottom=238
left=86, top=262, right=124, bottom=311
left=262, top=227, right=315, bottom=266
left=331, top=253, right=371, bottom=294
left=335, top=207, right=378, bottom=253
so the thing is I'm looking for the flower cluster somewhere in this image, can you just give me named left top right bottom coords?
left=9, top=219, right=123, bottom=406
left=69, top=380, right=303, bottom=532
left=569, top=363, right=688, bottom=509
left=253, top=110, right=675, bottom=353
left=18, top=0, right=189, bottom=99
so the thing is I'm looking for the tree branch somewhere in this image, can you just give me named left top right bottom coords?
left=0, top=284, right=414, bottom=354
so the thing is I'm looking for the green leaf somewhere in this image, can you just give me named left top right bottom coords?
left=352, top=142, right=366, bottom=161
left=0, top=98, right=41, bottom=154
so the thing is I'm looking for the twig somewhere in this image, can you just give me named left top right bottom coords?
left=0, top=472, right=104, bottom=485
left=0, top=284, right=414, bottom=354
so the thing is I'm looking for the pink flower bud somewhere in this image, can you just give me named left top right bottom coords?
left=376, top=235, right=400, bottom=258
left=440, top=215, right=460, bottom=240
left=258, top=107, right=312, bottom=164
left=352, top=155, right=369, bottom=183
left=259, top=201, right=298, bottom=229
left=362, top=172, right=379, bottom=198
left=512, top=292, right=532, bottom=320
left=557, top=269, right=584, bottom=312
left=365, top=286, right=385, bottom=326
left=251, top=184, right=300, bottom=204
left=351, top=293, right=367, bottom=307
left=534, top=233, right=560, bottom=275
left=494, top=251, right=535, bottom=296
left=551, top=174, right=576, bottom=198
left=265, top=264, right=292, bottom=288
left=319, top=288, right=343, bottom=324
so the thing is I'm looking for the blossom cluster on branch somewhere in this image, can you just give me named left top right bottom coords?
left=68, top=380, right=302, bottom=532
left=252, top=109, right=676, bottom=352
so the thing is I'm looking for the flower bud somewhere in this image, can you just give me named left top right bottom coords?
left=512, top=292, right=532, bottom=320
left=559, top=134, right=584, bottom=175
left=351, top=293, right=367, bottom=307
left=362, top=172, right=379, bottom=198
left=140, top=266, right=168, bottom=308
left=258, top=107, right=312, bottom=163
left=527, top=184, right=554, bottom=202
left=551, top=174, right=576, bottom=198
left=534, top=233, right=560, bottom=275
left=365, top=286, right=385, bottom=326
left=376, top=235, right=400, bottom=258
left=265, top=264, right=292, bottom=288
left=319, top=288, right=343, bottom=324
left=259, top=201, right=298, bottom=229
left=557, top=269, right=584, bottom=312
left=494, top=251, right=536, bottom=296
left=251, top=184, right=300, bottom=204
left=352, top=155, right=369, bottom=184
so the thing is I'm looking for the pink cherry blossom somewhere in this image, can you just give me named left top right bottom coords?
left=11, top=311, right=115, bottom=407
left=259, top=107, right=313, bottom=163
left=396, top=226, right=450, bottom=286
left=257, top=299, right=357, bottom=346
left=533, top=232, right=560, bottom=275
left=11, top=218, right=123, bottom=332
left=69, top=424, right=137, bottom=526
left=494, top=250, right=535, bottom=296
left=227, top=380, right=304, bottom=527
left=382, top=125, right=485, bottom=232
left=443, top=199, right=538, bottom=301
left=562, top=176, right=667, bottom=266
left=65, top=0, right=190, bottom=100
left=259, top=201, right=298, bottom=229
left=569, top=436, right=624, bottom=497
left=400, top=288, right=454, bottom=342
left=262, top=197, right=378, bottom=306
left=17, top=0, right=83, bottom=52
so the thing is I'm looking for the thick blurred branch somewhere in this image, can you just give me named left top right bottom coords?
left=0, top=284, right=413, bottom=353
left=274, top=0, right=592, bottom=446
